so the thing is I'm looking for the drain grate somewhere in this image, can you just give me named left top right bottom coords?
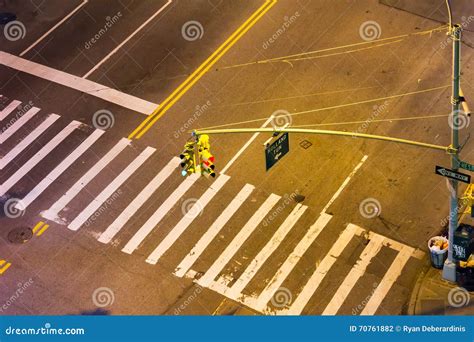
left=299, top=140, right=312, bottom=149
left=8, top=227, right=33, bottom=244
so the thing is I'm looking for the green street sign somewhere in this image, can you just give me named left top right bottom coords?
left=265, top=132, right=289, bottom=171
left=459, top=160, right=474, bottom=172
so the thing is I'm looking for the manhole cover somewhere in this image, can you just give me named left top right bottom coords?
left=8, top=227, right=33, bottom=244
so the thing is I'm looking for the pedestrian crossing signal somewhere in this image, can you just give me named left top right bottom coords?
left=180, top=142, right=196, bottom=177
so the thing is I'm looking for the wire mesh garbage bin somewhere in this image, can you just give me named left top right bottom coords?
left=428, top=236, right=448, bottom=269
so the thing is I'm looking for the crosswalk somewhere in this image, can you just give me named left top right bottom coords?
left=0, top=97, right=424, bottom=315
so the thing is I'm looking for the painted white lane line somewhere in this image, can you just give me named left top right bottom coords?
left=68, top=146, right=155, bottom=231
left=20, top=0, right=89, bottom=57
left=197, top=193, right=281, bottom=288
left=174, top=184, right=255, bottom=278
left=0, top=100, right=21, bottom=121
left=280, top=223, right=358, bottom=315
left=321, top=155, right=368, bottom=214
left=0, top=114, right=60, bottom=170
left=146, top=174, right=230, bottom=264
left=41, top=137, right=130, bottom=223
left=83, top=0, right=173, bottom=78
left=361, top=245, right=413, bottom=315
left=220, top=116, right=274, bottom=174
left=322, top=233, right=384, bottom=315
left=0, top=107, right=40, bottom=143
left=17, top=129, right=105, bottom=210
left=0, top=121, right=80, bottom=197
left=0, top=52, right=158, bottom=115
left=228, top=204, right=307, bottom=297
left=122, top=173, right=200, bottom=254
left=247, top=212, right=333, bottom=311
left=98, top=157, right=180, bottom=244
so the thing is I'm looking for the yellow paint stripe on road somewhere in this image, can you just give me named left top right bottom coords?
left=0, top=260, right=12, bottom=275
left=36, top=224, right=50, bottom=237
left=128, top=0, right=277, bottom=140
left=32, top=221, right=45, bottom=234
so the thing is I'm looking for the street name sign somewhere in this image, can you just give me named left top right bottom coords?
left=435, top=166, right=471, bottom=184
left=265, top=132, right=289, bottom=171
left=459, top=160, right=474, bottom=172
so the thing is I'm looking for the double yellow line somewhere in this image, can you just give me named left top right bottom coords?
left=128, top=0, right=277, bottom=140
left=0, top=260, right=11, bottom=275
left=32, top=221, right=50, bottom=237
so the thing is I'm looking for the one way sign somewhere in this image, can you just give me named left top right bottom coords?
left=435, top=166, right=471, bottom=184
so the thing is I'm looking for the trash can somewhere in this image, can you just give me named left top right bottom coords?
left=428, top=236, right=448, bottom=269
left=453, top=224, right=474, bottom=261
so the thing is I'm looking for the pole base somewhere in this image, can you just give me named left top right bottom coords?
left=442, top=260, right=457, bottom=283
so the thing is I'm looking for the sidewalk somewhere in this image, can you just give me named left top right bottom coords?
left=408, top=262, right=474, bottom=315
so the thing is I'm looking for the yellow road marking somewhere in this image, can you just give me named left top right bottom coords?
left=128, top=0, right=277, bottom=140
left=32, top=221, right=45, bottom=234
left=0, top=260, right=12, bottom=275
left=36, top=224, right=50, bottom=237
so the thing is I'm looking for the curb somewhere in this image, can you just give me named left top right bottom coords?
left=406, top=256, right=430, bottom=315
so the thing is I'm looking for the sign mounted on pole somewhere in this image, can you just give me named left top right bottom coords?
left=435, top=165, right=471, bottom=184
left=265, top=132, right=289, bottom=171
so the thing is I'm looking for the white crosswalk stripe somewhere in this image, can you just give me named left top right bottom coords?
left=68, top=146, right=156, bottom=231
left=174, top=183, right=255, bottom=278
left=98, top=157, right=180, bottom=244
left=17, top=128, right=105, bottom=210
left=0, top=114, right=60, bottom=170
left=279, top=223, right=359, bottom=315
left=0, top=99, right=21, bottom=121
left=0, top=107, right=41, bottom=144
left=0, top=120, right=81, bottom=197
left=227, top=203, right=307, bottom=298
left=322, top=232, right=385, bottom=315
left=146, top=174, right=231, bottom=264
left=197, top=193, right=281, bottom=288
left=41, top=137, right=130, bottom=223
left=122, top=173, right=200, bottom=254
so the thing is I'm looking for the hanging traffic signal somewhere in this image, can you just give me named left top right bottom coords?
left=200, top=149, right=216, bottom=178
left=180, top=142, right=196, bottom=176
left=197, top=135, right=216, bottom=177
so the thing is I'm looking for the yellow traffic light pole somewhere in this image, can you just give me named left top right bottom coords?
left=193, top=128, right=454, bottom=153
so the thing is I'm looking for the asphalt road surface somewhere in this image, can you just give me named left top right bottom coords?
left=0, top=0, right=473, bottom=316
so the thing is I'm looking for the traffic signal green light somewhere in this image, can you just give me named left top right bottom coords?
left=180, top=142, right=196, bottom=176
